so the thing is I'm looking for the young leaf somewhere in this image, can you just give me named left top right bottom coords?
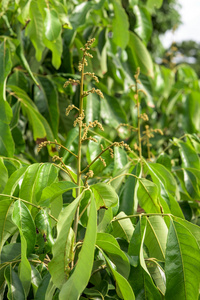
left=4, top=265, right=25, bottom=300
left=165, top=220, right=200, bottom=300
left=59, top=194, right=97, bottom=299
left=48, top=192, right=84, bottom=288
left=91, top=183, right=118, bottom=209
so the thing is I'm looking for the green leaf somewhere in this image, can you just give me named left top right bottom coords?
left=5, top=265, right=25, bottom=300
left=113, top=147, right=128, bottom=176
left=183, top=168, right=200, bottom=199
left=0, top=121, right=15, bottom=157
left=111, top=211, right=134, bottom=242
left=112, top=0, right=129, bottom=49
left=35, top=272, right=51, bottom=300
left=12, top=200, right=36, bottom=256
left=96, top=233, right=130, bottom=279
left=35, top=76, right=59, bottom=137
left=0, top=158, right=8, bottom=192
left=146, top=0, right=163, bottom=9
left=30, top=265, right=42, bottom=296
left=175, top=139, right=200, bottom=169
left=48, top=192, right=84, bottom=288
left=127, top=31, right=154, bottom=77
left=100, top=251, right=135, bottom=299
left=59, top=194, right=97, bottom=299
left=91, top=183, right=118, bottom=210
left=40, top=181, right=77, bottom=206
left=165, top=220, right=200, bottom=300
left=184, top=91, right=200, bottom=133
left=2, top=166, right=28, bottom=197
left=100, top=93, right=127, bottom=128
left=0, top=200, right=16, bottom=252
left=133, top=5, right=152, bottom=44
left=145, top=161, right=184, bottom=218
left=69, top=2, right=93, bottom=29
left=119, top=163, right=142, bottom=214
left=0, top=41, right=13, bottom=124
left=12, top=200, right=36, bottom=295
left=25, top=0, right=45, bottom=61
left=43, top=30, right=63, bottom=69
left=172, top=216, right=200, bottom=248
left=137, top=178, right=161, bottom=213
left=146, top=261, right=166, bottom=295
left=44, top=8, right=62, bottom=41
left=145, top=216, right=168, bottom=261
left=35, top=209, right=54, bottom=247
left=128, top=218, right=162, bottom=299
left=16, top=28, right=39, bottom=86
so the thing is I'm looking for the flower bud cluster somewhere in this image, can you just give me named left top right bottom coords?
left=64, top=78, right=80, bottom=88
left=82, top=88, right=104, bottom=99
left=84, top=72, right=99, bottom=83
left=82, top=120, right=104, bottom=142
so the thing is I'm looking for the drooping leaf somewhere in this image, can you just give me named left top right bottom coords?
left=100, top=251, right=135, bottom=299
left=119, top=163, right=142, bottom=214
left=48, top=192, right=84, bottom=288
left=165, top=220, right=200, bottom=300
left=30, top=265, right=42, bottom=296
left=35, top=209, right=54, bottom=248
left=4, top=265, right=25, bottom=300
left=91, top=183, right=118, bottom=210
left=112, top=0, right=129, bottom=49
left=0, top=122, right=15, bottom=157
left=35, top=76, right=59, bottom=137
left=34, top=272, right=51, bottom=300
left=96, top=233, right=130, bottom=279
left=59, top=195, right=97, bottom=299
left=25, top=0, right=45, bottom=61
left=12, top=200, right=36, bottom=295
left=0, top=41, right=13, bottom=124
left=0, top=200, right=16, bottom=252
left=145, top=216, right=168, bottom=261
left=0, top=158, right=8, bottom=192
left=175, top=139, right=200, bottom=170
left=126, top=31, right=154, bottom=77
left=184, top=91, right=200, bottom=133
left=128, top=217, right=162, bottom=299
left=113, top=147, right=128, bottom=176
left=133, top=5, right=152, bottom=44
left=44, top=8, right=62, bottom=41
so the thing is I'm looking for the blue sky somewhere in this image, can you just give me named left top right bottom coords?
left=161, top=0, right=200, bottom=47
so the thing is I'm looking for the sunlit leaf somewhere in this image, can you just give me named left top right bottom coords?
left=91, top=183, right=118, bottom=210
left=112, top=211, right=134, bottom=242
left=133, top=5, right=152, bottom=44
left=44, top=8, right=62, bottom=41
left=165, top=220, right=200, bottom=300
left=59, top=194, right=97, bottom=299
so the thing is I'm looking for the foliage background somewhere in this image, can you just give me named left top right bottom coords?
left=0, top=0, right=199, bottom=299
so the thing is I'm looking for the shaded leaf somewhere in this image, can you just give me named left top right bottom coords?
left=5, top=265, right=25, bottom=300
left=0, top=158, right=8, bottom=192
